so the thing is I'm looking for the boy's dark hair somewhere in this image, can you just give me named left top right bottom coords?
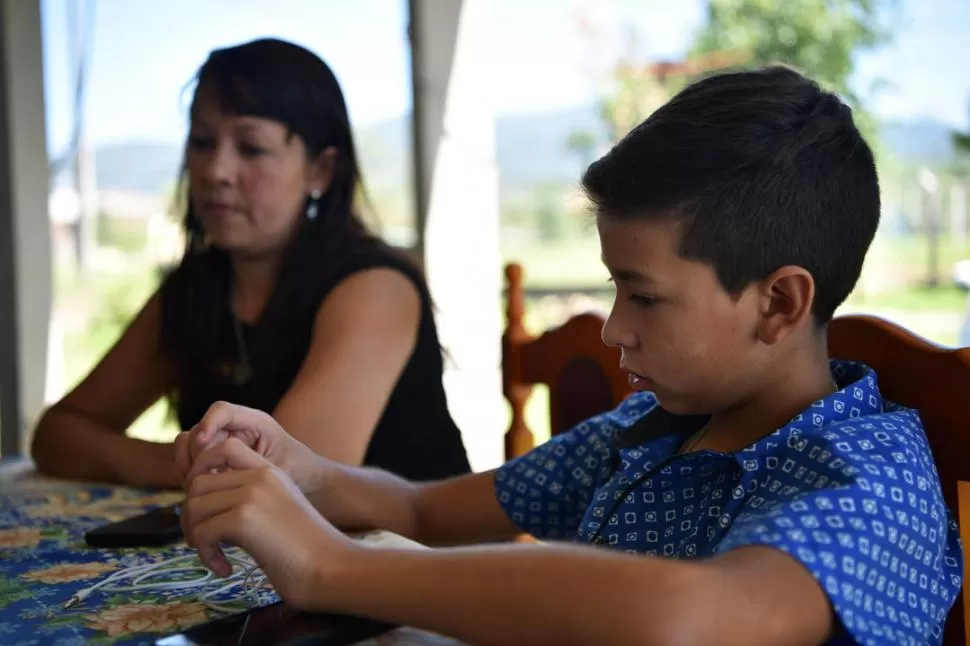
left=582, top=65, right=879, bottom=323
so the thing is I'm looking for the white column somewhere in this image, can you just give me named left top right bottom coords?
left=411, top=0, right=504, bottom=471
left=0, top=0, right=52, bottom=455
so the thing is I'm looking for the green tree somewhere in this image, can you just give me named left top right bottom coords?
left=565, top=130, right=598, bottom=172
left=690, top=0, right=895, bottom=142
left=954, top=95, right=970, bottom=171
left=598, top=61, right=671, bottom=143
left=692, top=0, right=890, bottom=99
left=533, top=182, right=571, bottom=243
left=575, top=0, right=895, bottom=151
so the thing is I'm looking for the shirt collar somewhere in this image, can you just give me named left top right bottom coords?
left=743, top=359, right=884, bottom=457
left=616, top=360, right=886, bottom=464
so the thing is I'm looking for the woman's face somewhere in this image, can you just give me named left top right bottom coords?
left=186, top=86, right=334, bottom=258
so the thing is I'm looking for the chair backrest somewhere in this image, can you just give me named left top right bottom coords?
left=502, top=263, right=630, bottom=460
left=827, top=314, right=970, bottom=646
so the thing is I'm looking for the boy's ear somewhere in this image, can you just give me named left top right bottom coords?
left=754, top=266, right=816, bottom=344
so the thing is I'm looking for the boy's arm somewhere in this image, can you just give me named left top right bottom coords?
left=184, top=396, right=634, bottom=545
left=181, top=411, right=522, bottom=545
left=312, top=541, right=831, bottom=646
left=309, top=466, right=520, bottom=545
left=300, top=396, right=632, bottom=544
left=182, top=449, right=833, bottom=646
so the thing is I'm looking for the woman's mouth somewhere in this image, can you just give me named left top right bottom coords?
left=201, top=202, right=236, bottom=217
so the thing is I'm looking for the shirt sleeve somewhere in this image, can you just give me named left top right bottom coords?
left=716, top=413, right=962, bottom=646
left=493, top=392, right=658, bottom=540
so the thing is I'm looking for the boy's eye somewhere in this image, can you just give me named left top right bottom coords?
left=629, top=294, right=657, bottom=308
left=607, top=278, right=657, bottom=308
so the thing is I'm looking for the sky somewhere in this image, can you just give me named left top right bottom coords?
left=41, top=0, right=970, bottom=158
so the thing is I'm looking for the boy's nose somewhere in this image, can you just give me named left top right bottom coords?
left=601, top=313, right=636, bottom=350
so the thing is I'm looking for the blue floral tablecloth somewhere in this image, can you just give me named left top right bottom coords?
left=0, top=458, right=242, bottom=645
left=0, top=458, right=462, bottom=646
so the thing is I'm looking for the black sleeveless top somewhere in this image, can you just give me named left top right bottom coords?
left=159, top=242, right=470, bottom=482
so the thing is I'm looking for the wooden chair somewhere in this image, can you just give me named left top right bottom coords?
left=502, top=263, right=630, bottom=460
left=827, top=314, right=970, bottom=645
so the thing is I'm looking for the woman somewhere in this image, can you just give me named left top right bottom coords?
left=31, top=38, right=470, bottom=488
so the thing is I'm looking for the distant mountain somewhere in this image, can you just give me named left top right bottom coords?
left=496, top=106, right=605, bottom=192
left=95, top=142, right=184, bottom=195
left=881, top=119, right=960, bottom=166
left=91, top=108, right=961, bottom=197
left=355, top=116, right=411, bottom=189
left=349, top=106, right=604, bottom=196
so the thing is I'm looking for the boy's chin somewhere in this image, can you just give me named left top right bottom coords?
left=652, top=391, right=712, bottom=417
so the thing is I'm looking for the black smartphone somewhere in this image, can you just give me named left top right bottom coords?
left=154, top=601, right=394, bottom=646
left=84, top=504, right=183, bottom=548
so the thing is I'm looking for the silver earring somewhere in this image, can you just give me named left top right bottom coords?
left=306, top=189, right=323, bottom=220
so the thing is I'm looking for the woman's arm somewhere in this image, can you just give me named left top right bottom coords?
left=31, top=291, right=179, bottom=487
left=270, top=267, right=424, bottom=465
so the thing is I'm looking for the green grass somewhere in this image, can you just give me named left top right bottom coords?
left=57, top=266, right=158, bottom=386
left=845, top=284, right=966, bottom=311
left=504, top=233, right=970, bottom=292
left=97, top=215, right=149, bottom=253
left=869, top=233, right=970, bottom=281
left=502, top=237, right=605, bottom=287
left=55, top=261, right=179, bottom=443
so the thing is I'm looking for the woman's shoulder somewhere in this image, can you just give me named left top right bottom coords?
left=327, top=237, right=429, bottom=297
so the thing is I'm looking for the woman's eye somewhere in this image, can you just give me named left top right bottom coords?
left=239, top=143, right=266, bottom=157
left=188, top=135, right=213, bottom=150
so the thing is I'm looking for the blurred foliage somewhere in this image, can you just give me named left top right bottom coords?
left=956, top=132, right=970, bottom=155
left=691, top=0, right=891, bottom=102
left=954, top=95, right=970, bottom=177
left=502, top=182, right=591, bottom=246
left=55, top=262, right=159, bottom=398
left=565, top=130, right=598, bottom=171
left=96, top=215, right=148, bottom=253
left=596, top=51, right=672, bottom=142
left=690, top=0, right=895, bottom=145
left=572, top=0, right=896, bottom=155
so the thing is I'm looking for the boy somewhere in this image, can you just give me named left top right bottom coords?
left=177, top=66, right=962, bottom=645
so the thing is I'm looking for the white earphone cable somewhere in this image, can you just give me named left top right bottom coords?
left=64, top=530, right=426, bottom=613
left=63, top=548, right=272, bottom=613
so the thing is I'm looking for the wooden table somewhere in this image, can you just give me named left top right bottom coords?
left=0, top=457, right=463, bottom=646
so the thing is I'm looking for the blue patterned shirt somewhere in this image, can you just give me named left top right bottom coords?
left=494, top=361, right=962, bottom=645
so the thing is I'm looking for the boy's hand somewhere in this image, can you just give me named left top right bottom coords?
left=175, top=402, right=325, bottom=495
left=180, top=443, right=357, bottom=608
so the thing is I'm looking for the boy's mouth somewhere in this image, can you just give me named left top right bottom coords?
left=623, top=367, right=654, bottom=391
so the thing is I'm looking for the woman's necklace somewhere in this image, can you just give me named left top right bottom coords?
left=229, top=283, right=253, bottom=386
left=231, top=315, right=253, bottom=385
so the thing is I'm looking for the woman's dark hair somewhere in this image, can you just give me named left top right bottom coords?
left=160, top=38, right=381, bottom=419
left=179, top=37, right=371, bottom=250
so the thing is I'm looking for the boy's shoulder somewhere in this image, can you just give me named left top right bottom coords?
left=740, top=360, right=942, bottom=490
left=743, top=397, right=939, bottom=499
